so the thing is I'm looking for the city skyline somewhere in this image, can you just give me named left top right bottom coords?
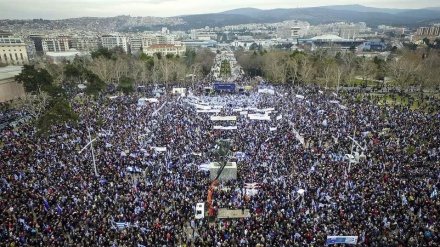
left=0, top=0, right=439, bottom=20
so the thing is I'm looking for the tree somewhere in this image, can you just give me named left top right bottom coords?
left=11, top=91, right=50, bottom=119
left=36, top=98, right=79, bottom=137
left=113, top=57, right=129, bottom=84
left=15, top=65, right=54, bottom=94
left=91, top=47, right=113, bottom=60
left=262, top=52, right=289, bottom=84
left=297, top=55, right=314, bottom=85
left=84, top=70, right=106, bottom=95
left=387, top=52, right=422, bottom=91
left=332, top=62, right=344, bottom=93
left=88, top=56, right=115, bottom=84
left=220, top=60, right=231, bottom=78
left=414, top=51, right=440, bottom=91
left=193, top=48, right=216, bottom=76
left=37, top=63, right=65, bottom=86
left=357, top=57, right=376, bottom=84
left=117, top=75, right=135, bottom=94
left=321, top=57, right=336, bottom=89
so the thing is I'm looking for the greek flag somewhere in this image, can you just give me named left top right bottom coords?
left=116, top=222, right=131, bottom=230
left=57, top=204, right=62, bottom=215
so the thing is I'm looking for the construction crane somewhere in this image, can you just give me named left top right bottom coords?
left=207, top=139, right=232, bottom=218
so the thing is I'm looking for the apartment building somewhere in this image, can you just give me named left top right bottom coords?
left=129, top=37, right=143, bottom=54
left=42, top=36, right=70, bottom=53
left=416, top=26, right=440, bottom=37
left=101, top=34, right=128, bottom=53
left=143, top=43, right=186, bottom=56
left=70, top=36, right=101, bottom=52
left=0, top=37, right=29, bottom=65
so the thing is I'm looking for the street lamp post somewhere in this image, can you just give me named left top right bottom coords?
left=78, top=127, right=99, bottom=177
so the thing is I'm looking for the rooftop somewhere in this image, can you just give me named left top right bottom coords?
left=46, top=50, right=84, bottom=57
left=148, top=44, right=178, bottom=48
left=0, top=66, right=22, bottom=82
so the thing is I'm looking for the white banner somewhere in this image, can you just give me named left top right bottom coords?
left=258, top=88, right=275, bottom=95
left=153, top=147, right=167, bottom=152
left=213, top=126, right=238, bottom=130
left=138, top=98, right=158, bottom=105
left=194, top=104, right=211, bottom=110
left=211, top=116, right=237, bottom=121
left=232, top=108, right=243, bottom=112
left=240, top=111, right=248, bottom=115
left=269, top=127, right=277, bottom=131
left=197, top=109, right=221, bottom=113
left=276, top=115, right=282, bottom=120
left=295, top=94, right=305, bottom=99
left=248, top=114, right=271, bottom=121
left=262, top=108, right=275, bottom=112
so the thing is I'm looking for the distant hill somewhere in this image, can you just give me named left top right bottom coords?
left=177, top=5, right=440, bottom=29
left=319, top=4, right=411, bottom=14
left=424, top=7, right=440, bottom=11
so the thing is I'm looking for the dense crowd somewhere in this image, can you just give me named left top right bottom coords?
left=1, top=85, right=439, bottom=247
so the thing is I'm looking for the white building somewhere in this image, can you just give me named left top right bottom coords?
left=101, top=34, right=128, bottom=53
left=42, top=36, right=70, bottom=53
left=45, top=50, right=88, bottom=64
left=143, top=43, right=186, bottom=56
left=0, top=37, right=29, bottom=65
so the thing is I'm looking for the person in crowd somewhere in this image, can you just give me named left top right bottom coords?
left=0, top=85, right=439, bottom=246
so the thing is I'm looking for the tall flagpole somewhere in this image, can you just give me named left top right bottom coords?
left=348, top=126, right=356, bottom=173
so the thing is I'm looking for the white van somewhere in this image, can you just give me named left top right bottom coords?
left=195, top=203, right=205, bottom=219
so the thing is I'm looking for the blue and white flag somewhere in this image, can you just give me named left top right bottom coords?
left=57, top=204, right=62, bottom=215
left=116, top=222, right=131, bottom=230
left=42, top=197, right=49, bottom=210
left=431, top=188, right=438, bottom=199
left=326, top=236, right=358, bottom=245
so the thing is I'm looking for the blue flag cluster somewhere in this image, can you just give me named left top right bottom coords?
left=326, top=236, right=358, bottom=245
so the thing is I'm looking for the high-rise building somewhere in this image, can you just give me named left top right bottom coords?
left=70, top=36, right=101, bottom=52
left=28, top=34, right=44, bottom=52
left=101, top=34, right=128, bottom=53
left=129, top=36, right=143, bottom=54
left=42, top=36, right=70, bottom=53
left=0, top=36, right=29, bottom=65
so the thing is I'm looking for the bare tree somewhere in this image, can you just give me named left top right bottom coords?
left=414, top=51, right=440, bottom=92
left=88, top=57, right=115, bottom=84
left=129, top=60, right=145, bottom=84
left=298, top=55, right=314, bottom=85
left=357, top=57, right=376, bottom=84
left=36, top=63, right=65, bottom=86
left=12, top=91, right=50, bottom=119
left=332, top=62, right=345, bottom=93
left=322, top=58, right=336, bottom=89
left=388, top=53, right=421, bottom=91
left=189, top=63, right=203, bottom=87
left=262, top=52, right=289, bottom=84
left=113, top=57, right=129, bottom=84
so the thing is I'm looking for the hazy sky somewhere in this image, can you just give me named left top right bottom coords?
left=0, top=0, right=438, bottom=19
